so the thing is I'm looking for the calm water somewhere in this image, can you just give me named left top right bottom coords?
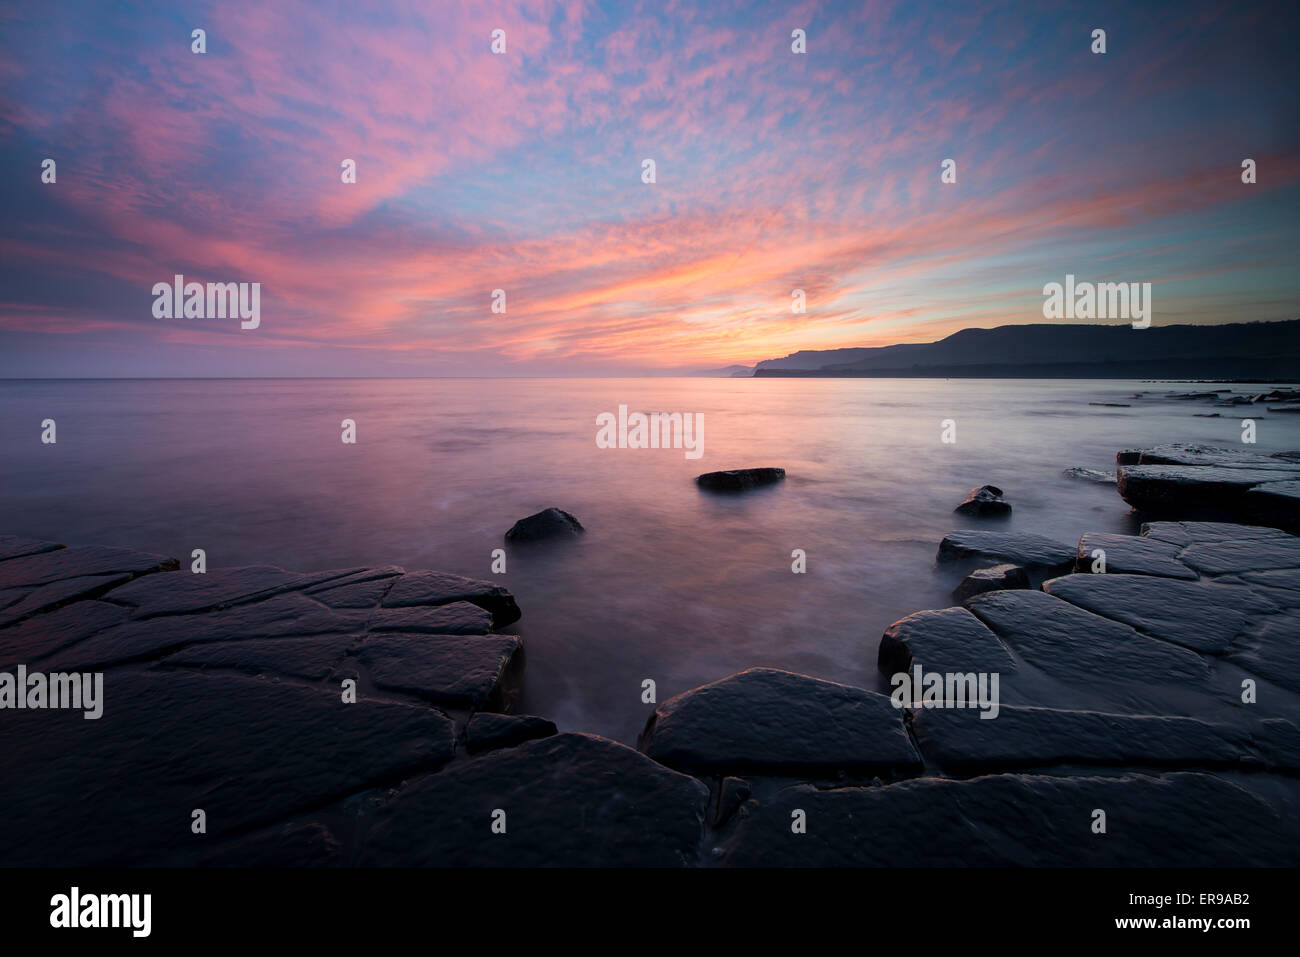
left=3, top=377, right=1298, bottom=742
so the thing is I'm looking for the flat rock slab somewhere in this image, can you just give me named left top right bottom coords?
left=721, top=772, right=1300, bottom=866
left=0, top=670, right=455, bottom=866
left=0, top=572, right=132, bottom=627
left=695, top=468, right=786, bottom=492
left=367, top=601, right=493, bottom=635
left=910, top=705, right=1284, bottom=772
left=0, top=544, right=177, bottom=590
left=952, top=564, right=1029, bottom=602
left=1135, top=444, right=1300, bottom=470
left=0, top=600, right=129, bottom=668
left=381, top=570, right=521, bottom=627
left=964, top=590, right=1212, bottom=712
left=1226, top=607, right=1300, bottom=695
left=40, top=592, right=359, bottom=671
left=359, top=733, right=709, bottom=866
left=162, top=633, right=359, bottom=681
left=354, top=634, right=522, bottom=709
left=466, top=713, right=558, bottom=753
left=1119, top=465, right=1300, bottom=527
left=108, top=565, right=361, bottom=618
left=1042, top=573, right=1272, bottom=654
left=1177, top=536, right=1300, bottom=576
left=0, top=536, right=64, bottom=562
left=1075, top=532, right=1197, bottom=580
left=937, top=530, right=1075, bottom=571
left=1141, top=521, right=1296, bottom=547
left=878, top=607, right=1017, bottom=680
left=638, top=667, right=920, bottom=776
left=953, top=485, right=1011, bottom=517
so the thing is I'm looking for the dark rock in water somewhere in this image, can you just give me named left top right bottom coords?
left=466, top=713, right=557, bottom=753
left=504, top=507, right=584, bottom=542
left=1088, top=402, right=1130, bottom=407
left=0, top=544, right=178, bottom=591
left=1193, top=412, right=1221, bottom=417
left=1268, top=405, right=1300, bottom=413
left=1116, top=449, right=1143, bottom=465
left=638, top=667, right=920, bottom=775
left=720, top=772, right=1300, bottom=866
left=1119, top=464, right=1300, bottom=527
left=951, top=564, right=1029, bottom=602
left=714, top=776, right=752, bottom=827
left=953, top=484, right=1011, bottom=517
left=359, top=733, right=709, bottom=866
left=937, top=530, right=1075, bottom=572
left=1062, top=467, right=1116, bottom=484
left=695, top=467, right=786, bottom=492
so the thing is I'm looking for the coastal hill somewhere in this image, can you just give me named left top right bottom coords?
left=749, top=319, right=1300, bottom=379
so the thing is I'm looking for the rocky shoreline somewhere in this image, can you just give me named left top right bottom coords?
left=2, top=445, right=1299, bottom=866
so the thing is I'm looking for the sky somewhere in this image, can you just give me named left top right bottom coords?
left=0, top=0, right=1297, bottom=376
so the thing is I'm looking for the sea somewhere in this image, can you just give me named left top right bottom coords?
left=3, top=376, right=1297, bottom=743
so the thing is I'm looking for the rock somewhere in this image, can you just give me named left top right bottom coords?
left=1135, top=444, right=1300, bottom=470
left=1045, top=573, right=1272, bottom=654
left=161, top=634, right=359, bottom=681
left=198, top=822, right=343, bottom=868
left=107, top=565, right=360, bottom=619
left=0, top=544, right=177, bottom=590
left=720, top=773, right=1300, bottom=866
left=1244, top=481, right=1300, bottom=528
left=0, top=572, right=132, bottom=627
left=910, top=705, right=1282, bottom=772
left=695, top=468, right=786, bottom=492
left=380, top=570, right=521, bottom=627
left=354, top=634, right=522, bottom=709
left=0, top=600, right=129, bottom=668
left=359, top=733, right=709, bottom=866
left=1118, top=464, right=1300, bottom=527
left=1116, top=449, right=1143, bottom=465
left=937, top=530, right=1075, bottom=572
left=1062, top=467, right=1116, bottom=484
left=0, top=670, right=456, bottom=866
left=964, top=589, right=1212, bottom=713
left=1088, top=402, right=1130, bottom=407
left=1178, top=534, right=1300, bottom=576
left=504, top=507, right=584, bottom=542
left=1226, top=607, right=1300, bottom=694
left=0, top=536, right=63, bottom=562
left=1074, top=532, right=1197, bottom=580
left=638, top=667, right=920, bottom=776
left=367, top=601, right=494, bottom=635
left=879, top=607, right=1018, bottom=681
left=466, top=713, right=557, bottom=753
left=953, top=485, right=1011, bottom=517
left=714, top=776, right=752, bottom=827
left=951, top=564, right=1029, bottom=602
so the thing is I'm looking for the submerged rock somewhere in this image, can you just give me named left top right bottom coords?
left=953, top=484, right=1011, bottom=517
left=695, top=468, right=786, bottom=492
left=503, top=507, right=584, bottom=542
left=1062, top=467, right=1116, bottom=484
left=951, top=563, right=1029, bottom=602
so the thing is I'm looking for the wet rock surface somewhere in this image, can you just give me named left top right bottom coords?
left=695, top=467, right=786, bottom=491
left=1117, top=444, right=1300, bottom=529
left=953, top=484, right=1011, bottom=517
left=503, top=507, right=584, bottom=542
left=951, top=563, right=1029, bottom=602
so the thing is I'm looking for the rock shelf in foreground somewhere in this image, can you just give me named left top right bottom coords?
left=3, top=510, right=1299, bottom=867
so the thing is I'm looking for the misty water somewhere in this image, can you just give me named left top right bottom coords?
left=4, top=377, right=1298, bottom=743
